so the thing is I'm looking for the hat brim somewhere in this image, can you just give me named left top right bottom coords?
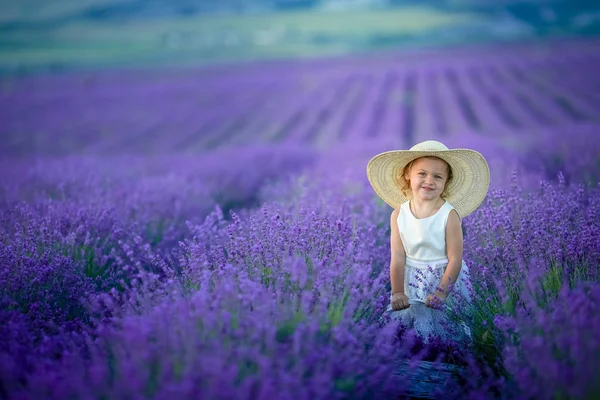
left=366, top=149, right=490, bottom=218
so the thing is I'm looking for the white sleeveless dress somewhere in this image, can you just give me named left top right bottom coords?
left=384, top=200, right=473, bottom=344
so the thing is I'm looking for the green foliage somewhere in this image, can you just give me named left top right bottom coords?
left=146, top=359, right=162, bottom=398
left=145, top=218, right=166, bottom=248
left=276, top=310, right=306, bottom=343
left=464, top=283, right=511, bottom=377
left=236, top=359, right=259, bottom=385
left=334, top=376, right=357, bottom=393
left=541, top=263, right=563, bottom=300
left=323, top=289, right=349, bottom=331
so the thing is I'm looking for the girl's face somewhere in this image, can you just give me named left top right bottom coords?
left=404, top=157, right=449, bottom=201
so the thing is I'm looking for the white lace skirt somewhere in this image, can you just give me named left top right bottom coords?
left=383, top=258, right=473, bottom=345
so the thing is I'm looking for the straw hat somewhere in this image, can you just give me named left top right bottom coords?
left=366, top=140, right=490, bottom=218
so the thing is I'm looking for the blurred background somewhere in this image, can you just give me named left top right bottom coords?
left=1, top=0, right=600, bottom=158
left=2, top=0, right=600, bottom=73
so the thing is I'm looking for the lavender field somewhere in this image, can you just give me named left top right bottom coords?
left=2, top=36, right=600, bottom=399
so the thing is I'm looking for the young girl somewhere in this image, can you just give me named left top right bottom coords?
left=366, top=140, right=490, bottom=344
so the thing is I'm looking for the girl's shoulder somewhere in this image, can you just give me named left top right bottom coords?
left=443, top=201, right=462, bottom=225
left=392, top=200, right=410, bottom=214
left=441, top=200, right=457, bottom=214
left=399, top=200, right=411, bottom=212
left=391, top=201, right=410, bottom=224
left=442, top=199, right=455, bottom=210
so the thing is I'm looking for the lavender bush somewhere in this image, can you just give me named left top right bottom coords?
left=0, top=143, right=317, bottom=397
left=498, top=278, right=600, bottom=399
left=2, top=194, right=417, bottom=399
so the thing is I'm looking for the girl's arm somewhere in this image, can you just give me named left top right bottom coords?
left=390, top=208, right=407, bottom=295
left=436, top=209, right=464, bottom=300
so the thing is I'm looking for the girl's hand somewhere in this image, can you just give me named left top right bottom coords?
left=425, top=292, right=446, bottom=310
left=391, top=292, right=411, bottom=311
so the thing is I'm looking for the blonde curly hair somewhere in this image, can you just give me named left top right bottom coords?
left=397, top=156, right=454, bottom=199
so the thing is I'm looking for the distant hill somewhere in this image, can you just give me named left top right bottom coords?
left=1, top=0, right=599, bottom=75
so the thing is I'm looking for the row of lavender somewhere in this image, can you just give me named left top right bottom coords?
left=2, top=121, right=600, bottom=398
left=2, top=39, right=600, bottom=157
